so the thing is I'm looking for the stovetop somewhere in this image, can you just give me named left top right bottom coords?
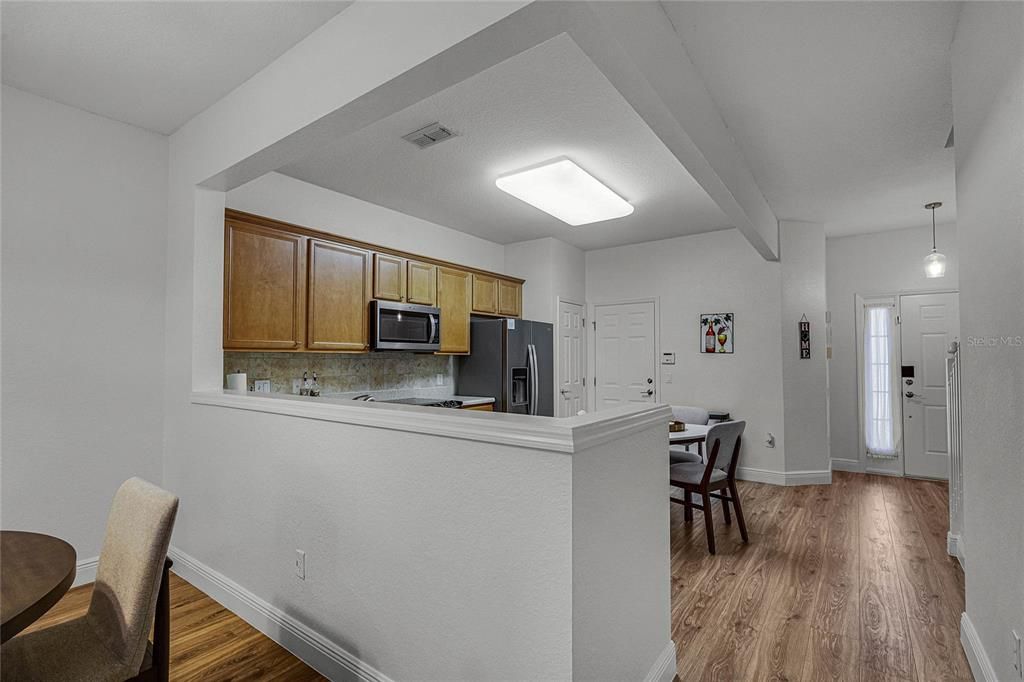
left=380, top=398, right=464, bottom=408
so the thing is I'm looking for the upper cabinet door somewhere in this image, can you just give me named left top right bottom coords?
left=472, top=273, right=498, bottom=315
left=224, top=221, right=306, bottom=350
left=498, top=279, right=522, bottom=318
left=406, top=260, right=437, bottom=306
left=373, top=253, right=405, bottom=302
left=307, top=240, right=371, bottom=351
left=437, top=267, right=471, bottom=354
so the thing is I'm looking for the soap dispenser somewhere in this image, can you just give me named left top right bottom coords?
left=310, top=372, right=321, bottom=398
left=300, top=371, right=311, bottom=396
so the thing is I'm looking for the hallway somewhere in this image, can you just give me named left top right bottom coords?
left=671, top=471, right=970, bottom=681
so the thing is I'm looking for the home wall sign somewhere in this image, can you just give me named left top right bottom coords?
left=800, top=314, right=811, bottom=359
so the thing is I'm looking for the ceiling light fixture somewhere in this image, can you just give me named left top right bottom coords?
left=923, top=201, right=946, bottom=278
left=495, top=157, right=634, bottom=226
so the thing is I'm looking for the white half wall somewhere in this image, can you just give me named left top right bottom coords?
left=826, top=223, right=959, bottom=473
left=1, top=86, right=168, bottom=561
left=585, top=229, right=785, bottom=476
left=951, top=4, right=1024, bottom=681
left=227, top=173, right=505, bottom=274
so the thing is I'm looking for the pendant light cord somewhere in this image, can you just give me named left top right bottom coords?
left=931, top=206, right=936, bottom=250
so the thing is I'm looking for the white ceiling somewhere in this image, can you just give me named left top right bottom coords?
left=662, top=1, right=960, bottom=237
left=279, top=34, right=732, bottom=251
left=1, top=1, right=349, bottom=135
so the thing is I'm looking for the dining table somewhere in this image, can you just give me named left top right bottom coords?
left=1, top=530, right=77, bottom=644
left=669, top=423, right=711, bottom=460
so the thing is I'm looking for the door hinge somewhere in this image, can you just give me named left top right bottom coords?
left=583, top=376, right=586, bottom=387
left=896, top=315, right=901, bottom=324
left=592, top=320, right=596, bottom=330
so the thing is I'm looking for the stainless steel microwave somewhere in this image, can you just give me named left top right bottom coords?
left=371, top=301, right=440, bottom=351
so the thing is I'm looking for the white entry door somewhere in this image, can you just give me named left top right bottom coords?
left=593, top=301, right=657, bottom=410
left=900, top=292, right=960, bottom=479
left=557, top=301, right=587, bottom=417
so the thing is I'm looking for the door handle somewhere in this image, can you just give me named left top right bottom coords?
left=643, top=389, right=654, bottom=397
left=560, top=388, right=571, bottom=395
left=905, top=391, right=915, bottom=398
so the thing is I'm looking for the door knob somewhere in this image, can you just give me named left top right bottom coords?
left=560, top=389, right=570, bottom=395
left=905, top=391, right=915, bottom=398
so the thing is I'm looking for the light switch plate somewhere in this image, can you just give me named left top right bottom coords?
left=295, top=550, right=306, bottom=580
left=1012, top=629, right=1022, bottom=678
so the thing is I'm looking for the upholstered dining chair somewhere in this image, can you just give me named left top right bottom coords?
left=669, top=405, right=710, bottom=465
left=1, top=478, right=178, bottom=682
left=669, top=420, right=748, bottom=554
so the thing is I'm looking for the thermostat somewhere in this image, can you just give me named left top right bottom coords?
left=662, top=352, right=676, bottom=365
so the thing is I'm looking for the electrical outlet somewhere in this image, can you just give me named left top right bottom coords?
left=292, top=379, right=302, bottom=395
left=295, top=549, right=306, bottom=580
left=1013, top=630, right=1022, bottom=678
left=436, top=373, right=445, bottom=386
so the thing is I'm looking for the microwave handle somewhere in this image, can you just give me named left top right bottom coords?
left=429, top=314, right=438, bottom=344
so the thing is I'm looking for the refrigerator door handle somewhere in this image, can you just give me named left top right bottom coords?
left=528, top=344, right=539, bottom=416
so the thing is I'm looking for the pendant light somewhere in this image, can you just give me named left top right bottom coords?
left=923, top=201, right=946, bottom=278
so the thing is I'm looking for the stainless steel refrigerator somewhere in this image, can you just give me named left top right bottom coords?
left=456, top=318, right=553, bottom=416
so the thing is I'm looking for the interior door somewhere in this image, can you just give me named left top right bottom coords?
left=557, top=301, right=586, bottom=416
left=900, top=292, right=960, bottom=479
left=593, top=301, right=656, bottom=410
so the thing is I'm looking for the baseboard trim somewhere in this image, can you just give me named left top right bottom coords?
left=168, top=547, right=392, bottom=682
left=736, top=467, right=832, bottom=486
left=644, top=640, right=677, bottom=682
left=960, top=612, right=997, bottom=682
left=830, top=458, right=865, bottom=473
left=947, top=532, right=966, bottom=570
left=73, top=556, right=99, bottom=587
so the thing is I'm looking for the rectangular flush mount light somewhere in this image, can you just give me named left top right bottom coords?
left=495, top=157, right=634, bottom=226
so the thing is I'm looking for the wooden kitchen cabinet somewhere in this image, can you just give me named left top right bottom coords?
left=224, top=221, right=306, bottom=350
left=472, top=273, right=498, bottom=315
left=437, top=266, right=472, bottom=354
left=406, top=260, right=437, bottom=306
left=306, top=239, right=371, bottom=351
left=373, top=253, right=405, bottom=302
left=497, top=279, right=522, bottom=317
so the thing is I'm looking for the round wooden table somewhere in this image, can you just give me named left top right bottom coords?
left=1, top=530, right=77, bottom=644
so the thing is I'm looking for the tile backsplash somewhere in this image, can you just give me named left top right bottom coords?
left=224, top=352, right=454, bottom=396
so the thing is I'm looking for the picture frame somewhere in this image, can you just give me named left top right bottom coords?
left=700, top=313, right=734, bottom=354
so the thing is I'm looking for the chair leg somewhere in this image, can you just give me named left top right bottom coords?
left=153, top=558, right=171, bottom=682
left=729, top=481, right=749, bottom=544
left=721, top=491, right=732, bottom=525
left=684, top=490, right=693, bottom=522
left=702, top=492, right=716, bottom=554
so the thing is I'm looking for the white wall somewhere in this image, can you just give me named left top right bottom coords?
left=779, top=221, right=829, bottom=477
left=826, top=223, right=959, bottom=473
left=504, top=236, right=586, bottom=324
left=586, top=229, right=786, bottom=477
left=950, top=4, right=1024, bottom=680
left=173, top=402, right=574, bottom=680
left=227, top=172, right=505, bottom=273
left=1, top=86, right=169, bottom=567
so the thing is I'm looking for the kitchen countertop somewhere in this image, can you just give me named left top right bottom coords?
left=448, top=395, right=495, bottom=407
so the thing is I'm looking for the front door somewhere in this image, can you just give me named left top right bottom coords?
left=900, top=292, right=960, bottom=479
left=557, top=300, right=586, bottom=417
left=593, top=301, right=657, bottom=410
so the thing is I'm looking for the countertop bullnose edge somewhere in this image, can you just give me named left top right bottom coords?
left=190, top=391, right=668, bottom=454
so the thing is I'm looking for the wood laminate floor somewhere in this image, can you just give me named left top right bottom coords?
left=21, top=471, right=967, bottom=681
left=671, top=471, right=970, bottom=682
left=24, top=573, right=327, bottom=681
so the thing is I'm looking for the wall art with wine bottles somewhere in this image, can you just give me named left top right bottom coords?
left=700, top=313, right=734, bottom=354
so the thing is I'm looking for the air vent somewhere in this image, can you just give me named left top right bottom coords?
left=402, top=122, right=456, bottom=149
